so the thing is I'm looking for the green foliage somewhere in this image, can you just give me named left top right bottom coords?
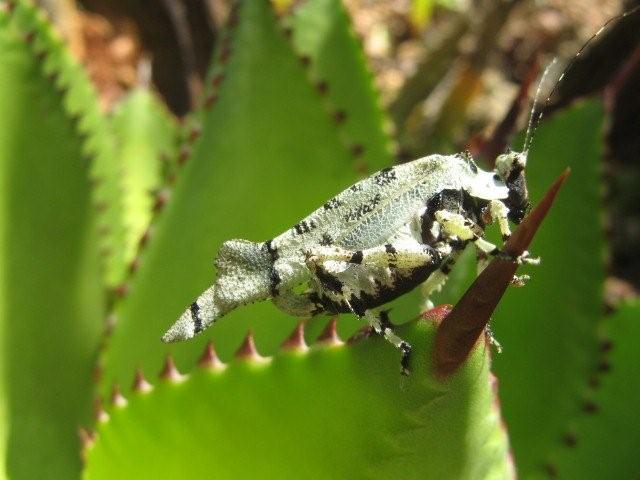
left=0, top=0, right=636, bottom=479
left=0, top=3, right=104, bottom=478
left=85, top=320, right=513, bottom=480
left=284, top=0, right=394, bottom=171
left=110, top=88, right=179, bottom=280
left=545, top=300, right=640, bottom=479
left=491, top=102, right=605, bottom=477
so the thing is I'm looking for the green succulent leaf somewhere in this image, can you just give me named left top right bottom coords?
left=110, top=88, right=178, bottom=279
left=100, top=0, right=372, bottom=396
left=0, top=2, right=105, bottom=478
left=541, top=300, right=640, bottom=479
left=283, top=0, right=394, bottom=171
left=8, top=0, right=125, bottom=289
left=491, top=100, right=605, bottom=476
left=85, top=320, right=514, bottom=480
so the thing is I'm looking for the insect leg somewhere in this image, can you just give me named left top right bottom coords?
left=474, top=244, right=529, bottom=287
left=365, top=309, right=412, bottom=376
left=474, top=244, right=491, bottom=274
left=306, top=242, right=440, bottom=271
left=434, top=210, right=482, bottom=241
left=435, top=210, right=539, bottom=265
left=488, top=200, right=512, bottom=240
left=475, top=239, right=541, bottom=266
left=420, top=247, right=463, bottom=308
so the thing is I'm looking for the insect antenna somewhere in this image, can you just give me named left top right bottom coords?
left=523, top=5, right=640, bottom=154
left=522, top=58, right=558, bottom=154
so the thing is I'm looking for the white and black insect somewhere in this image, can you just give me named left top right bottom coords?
left=162, top=144, right=540, bottom=374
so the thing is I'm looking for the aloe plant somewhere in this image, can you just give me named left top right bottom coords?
left=1, top=1, right=639, bottom=479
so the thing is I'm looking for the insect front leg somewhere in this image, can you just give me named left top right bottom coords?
left=435, top=209, right=539, bottom=266
left=475, top=245, right=530, bottom=287
left=488, top=199, right=512, bottom=240
left=475, top=238, right=541, bottom=266
left=365, top=309, right=412, bottom=376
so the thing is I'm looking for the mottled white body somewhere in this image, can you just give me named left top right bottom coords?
left=163, top=151, right=533, bottom=373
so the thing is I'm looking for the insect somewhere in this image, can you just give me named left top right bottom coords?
left=162, top=144, right=539, bottom=374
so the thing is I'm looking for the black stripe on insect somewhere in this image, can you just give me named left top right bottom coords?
left=293, top=219, right=317, bottom=235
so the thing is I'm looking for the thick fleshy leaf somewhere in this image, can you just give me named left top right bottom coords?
left=0, top=2, right=104, bottom=478
left=491, top=100, right=605, bottom=476
left=85, top=320, right=514, bottom=480
left=8, top=1, right=124, bottom=289
left=284, top=0, right=393, bottom=172
left=100, top=0, right=366, bottom=395
left=110, top=88, right=178, bottom=277
left=542, top=301, right=640, bottom=479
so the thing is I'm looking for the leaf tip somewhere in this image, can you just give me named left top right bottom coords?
left=153, top=189, right=171, bottom=212
left=132, top=368, right=153, bottom=394
left=114, top=282, right=130, bottom=298
left=93, top=397, right=109, bottom=423
left=349, top=144, right=365, bottom=158
left=204, top=92, right=219, bottom=109
left=333, top=109, right=347, bottom=124
left=187, top=124, right=203, bottom=144
left=562, top=432, right=578, bottom=447
left=543, top=463, right=558, bottom=478
left=211, top=73, right=226, bottom=88
left=281, top=321, right=308, bottom=352
left=219, top=41, right=232, bottom=63
left=110, top=383, right=127, bottom=408
left=78, top=427, right=96, bottom=459
left=235, top=331, right=269, bottom=363
left=128, top=257, right=141, bottom=275
left=316, top=317, right=344, bottom=346
left=316, top=80, right=329, bottom=95
left=198, top=341, right=226, bottom=371
left=160, top=354, right=186, bottom=382
left=582, top=401, right=599, bottom=414
left=139, top=227, right=153, bottom=248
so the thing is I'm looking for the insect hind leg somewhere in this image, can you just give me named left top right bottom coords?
left=366, top=310, right=412, bottom=376
left=306, top=242, right=442, bottom=272
left=420, top=247, right=464, bottom=309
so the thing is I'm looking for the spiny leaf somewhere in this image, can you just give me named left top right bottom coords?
left=84, top=320, right=514, bottom=480
left=110, top=88, right=179, bottom=279
left=491, top=100, right=605, bottom=476
left=283, top=0, right=394, bottom=171
left=0, top=2, right=104, bottom=478
left=8, top=0, right=127, bottom=289
left=542, top=300, right=640, bottom=479
left=99, top=0, right=365, bottom=396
